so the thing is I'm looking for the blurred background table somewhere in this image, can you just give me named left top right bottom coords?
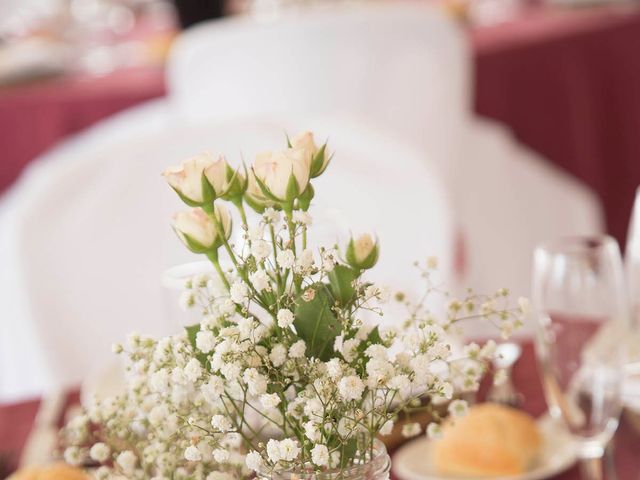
left=1, top=342, right=638, bottom=479
left=473, top=3, right=640, bottom=248
left=2, top=3, right=640, bottom=246
left=0, top=67, right=166, bottom=193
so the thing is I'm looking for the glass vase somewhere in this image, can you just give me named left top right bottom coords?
left=257, top=440, right=391, bottom=480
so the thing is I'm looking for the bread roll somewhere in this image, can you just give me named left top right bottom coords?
left=433, top=403, right=542, bottom=477
left=8, top=463, right=89, bottom=480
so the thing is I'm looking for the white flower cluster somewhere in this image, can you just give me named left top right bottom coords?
left=63, top=132, right=526, bottom=478
left=61, top=333, right=244, bottom=480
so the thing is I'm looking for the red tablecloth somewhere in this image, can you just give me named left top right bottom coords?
left=0, top=67, right=166, bottom=193
left=473, top=5, right=640, bottom=247
left=1, top=342, right=638, bottom=479
left=2, top=5, right=640, bottom=246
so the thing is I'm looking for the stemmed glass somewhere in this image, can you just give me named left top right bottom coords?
left=533, top=236, right=628, bottom=480
left=626, top=186, right=640, bottom=331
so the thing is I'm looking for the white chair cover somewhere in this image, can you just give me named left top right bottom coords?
left=167, top=2, right=470, bottom=183
left=0, top=114, right=453, bottom=401
left=455, top=119, right=603, bottom=301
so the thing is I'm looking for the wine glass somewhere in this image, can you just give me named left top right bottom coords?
left=533, top=235, right=628, bottom=480
left=626, top=186, right=640, bottom=332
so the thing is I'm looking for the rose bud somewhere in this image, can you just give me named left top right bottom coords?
left=346, top=233, right=379, bottom=270
left=245, top=170, right=276, bottom=213
left=172, top=205, right=232, bottom=253
left=163, top=153, right=215, bottom=205
left=252, top=148, right=311, bottom=203
left=205, top=156, right=247, bottom=201
left=290, top=131, right=331, bottom=178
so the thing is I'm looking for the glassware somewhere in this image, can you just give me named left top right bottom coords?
left=486, top=342, right=523, bottom=407
left=256, top=439, right=391, bottom=480
left=623, top=187, right=640, bottom=436
left=625, top=186, right=640, bottom=332
left=533, top=235, right=627, bottom=480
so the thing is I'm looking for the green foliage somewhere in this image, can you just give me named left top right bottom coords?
left=328, top=264, right=359, bottom=306
left=297, top=184, right=314, bottom=211
left=185, top=324, right=209, bottom=368
left=293, top=284, right=342, bottom=361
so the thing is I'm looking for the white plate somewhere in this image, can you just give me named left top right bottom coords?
left=392, top=414, right=577, bottom=480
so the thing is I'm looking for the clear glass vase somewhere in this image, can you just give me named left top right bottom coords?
left=257, top=440, right=391, bottom=480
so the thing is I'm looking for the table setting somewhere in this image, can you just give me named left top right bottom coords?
left=1, top=130, right=639, bottom=480
left=3, top=1, right=640, bottom=479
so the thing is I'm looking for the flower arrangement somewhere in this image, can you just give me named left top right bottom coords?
left=62, top=132, right=527, bottom=479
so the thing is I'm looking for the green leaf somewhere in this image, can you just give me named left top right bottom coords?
left=185, top=324, right=209, bottom=368
left=294, top=283, right=341, bottom=361
left=355, top=326, right=383, bottom=356
left=328, top=264, right=358, bottom=306
left=340, top=438, right=358, bottom=468
left=366, top=325, right=383, bottom=344
left=185, top=324, right=200, bottom=350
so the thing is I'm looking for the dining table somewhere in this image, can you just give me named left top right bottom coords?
left=0, top=341, right=638, bottom=479
left=3, top=5, right=640, bottom=476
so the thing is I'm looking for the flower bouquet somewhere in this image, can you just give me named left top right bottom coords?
left=62, top=132, right=527, bottom=480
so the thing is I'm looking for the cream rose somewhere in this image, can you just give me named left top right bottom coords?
left=172, top=204, right=232, bottom=252
left=290, top=131, right=330, bottom=178
left=290, top=132, right=317, bottom=160
left=204, top=155, right=247, bottom=200
left=346, top=233, right=379, bottom=270
left=162, top=153, right=214, bottom=204
left=252, top=148, right=311, bottom=202
left=245, top=170, right=274, bottom=213
left=204, top=155, right=231, bottom=197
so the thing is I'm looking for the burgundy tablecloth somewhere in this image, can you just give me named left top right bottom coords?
left=472, top=5, right=640, bottom=248
left=0, top=67, right=166, bottom=193
left=1, top=343, right=638, bottom=479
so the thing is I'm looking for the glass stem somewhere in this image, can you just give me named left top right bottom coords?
left=579, top=455, right=603, bottom=480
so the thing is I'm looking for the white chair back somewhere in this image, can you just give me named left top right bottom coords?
left=167, top=3, right=470, bottom=181
left=455, top=119, right=604, bottom=304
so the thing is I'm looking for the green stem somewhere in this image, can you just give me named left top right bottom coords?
left=205, top=204, right=273, bottom=310
left=269, top=224, right=284, bottom=294
left=211, top=212, right=241, bottom=270
left=283, top=208, right=297, bottom=255
left=206, top=250, right=230, bottom=290
left=220, top=394, right=259, bottom=452
left=284, top=208, right=303, bottom=293
left=233, top=197, right=249, bottom=230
